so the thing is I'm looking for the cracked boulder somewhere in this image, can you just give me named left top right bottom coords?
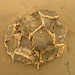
left=4, top=10, right=67, bottom=69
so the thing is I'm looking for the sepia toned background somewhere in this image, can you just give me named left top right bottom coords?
left=0, top=0, right=75, bottom=75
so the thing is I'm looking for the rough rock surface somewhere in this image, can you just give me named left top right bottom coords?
left=4, top=10, right=67, bottom=69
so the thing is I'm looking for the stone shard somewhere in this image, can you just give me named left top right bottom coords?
left=4, top=10, right=67, bottom=69
left=33, top=27, right=53, bottom=51
left=20, top=12, right=42, bottom=37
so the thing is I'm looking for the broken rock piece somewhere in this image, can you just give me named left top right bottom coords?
left=4, top=10, right=67, bottom=69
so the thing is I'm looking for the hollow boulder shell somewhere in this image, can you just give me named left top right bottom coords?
left=4, top=10, right=67, bottom=69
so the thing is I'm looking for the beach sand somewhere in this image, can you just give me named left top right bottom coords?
left=0, top=0, right=75, bottom=75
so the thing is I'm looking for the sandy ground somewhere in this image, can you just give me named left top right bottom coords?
left=0, top=0, right=75, bottom=75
